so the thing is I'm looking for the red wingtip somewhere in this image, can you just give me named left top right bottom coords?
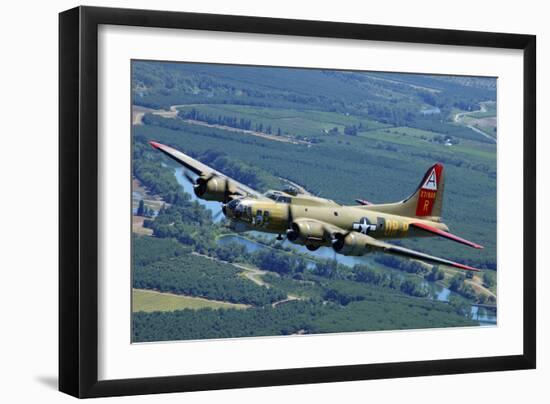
left=453, top=262, right=481, bottom=272
left=149, top=141, right=162, bottom=149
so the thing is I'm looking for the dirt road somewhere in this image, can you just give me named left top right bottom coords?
left=453, top=102, right=496, bottom=143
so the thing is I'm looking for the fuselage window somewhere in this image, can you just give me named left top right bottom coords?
left=265, top=192, right=279, bottom=201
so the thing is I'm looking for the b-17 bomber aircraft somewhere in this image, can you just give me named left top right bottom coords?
left=149, top=141, right=483, bottom=271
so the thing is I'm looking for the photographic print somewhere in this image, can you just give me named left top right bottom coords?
left=130, top=61, right=497, bottom=343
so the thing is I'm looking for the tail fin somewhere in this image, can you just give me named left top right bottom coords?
left=360, top=163, right=445, bottom=220
left=410, top=163, right=445, bottom=218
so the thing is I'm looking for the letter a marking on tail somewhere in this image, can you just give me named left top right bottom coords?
left=422, top=169, right=438, bottom=190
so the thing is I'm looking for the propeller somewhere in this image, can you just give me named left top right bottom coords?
left=331, top=230, right=352, bottom=252
left=182, top=169, right=209, bottom=196
left=285, top=203, right=298, bottom=241
left=183, top=170, right=195, bottom=184
left=212, top=209, right=225, bottom=221
left=184, top=171, right=234, bottom=203
left=222, top=177, right=231, bottom=203
left=288, top=202, right=293, bottom=224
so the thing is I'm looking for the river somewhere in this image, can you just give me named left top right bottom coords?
left=172, top=167, right=496, bottom=325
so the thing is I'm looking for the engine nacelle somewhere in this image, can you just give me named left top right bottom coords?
left=194, top=175, right=235, bottom=202
left=332, top=232, right=374, bottom=256
left=287, top=220, right=326, bottom=245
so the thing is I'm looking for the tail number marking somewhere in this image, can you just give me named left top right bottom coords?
left=416, top=189, right=437, bottom=216
left=383, top=220, right=408, bottom=236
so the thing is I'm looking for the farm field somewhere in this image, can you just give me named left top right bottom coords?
left=132, top=289, right=249, bottom=312
left=174, top=104, right=390, bottom=139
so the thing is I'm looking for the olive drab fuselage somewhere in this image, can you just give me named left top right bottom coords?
left=224, top=191, right=449, bottom=247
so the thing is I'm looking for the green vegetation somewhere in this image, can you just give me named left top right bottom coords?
left=175, top=104, right=388, bottom=140
left=133, top=297, right=476, bottom=342
left=131, top=227, right=481, bottom=342
left=131, top=62, right=497, bottom=342
left=134, top=252, right=286, bottom=306
left=133, top=236, right=190, bottom=267
left=482, top=271, right=496, bottom=289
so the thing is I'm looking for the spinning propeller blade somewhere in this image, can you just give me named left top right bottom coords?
left=212, top=209, right=225, bottom=221
left=183, top=170, right=195, bottom=184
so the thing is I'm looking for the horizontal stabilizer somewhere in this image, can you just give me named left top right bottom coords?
left=410, top=222, right=483, bottom=249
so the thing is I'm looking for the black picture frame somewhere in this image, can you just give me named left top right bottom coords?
left=59, top=5, right=536, bottom=398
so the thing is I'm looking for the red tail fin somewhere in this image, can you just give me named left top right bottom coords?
left=415, top=163, right=444, bottom=217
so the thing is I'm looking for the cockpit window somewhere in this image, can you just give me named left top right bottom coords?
left=227, top=199, right=239, bottom=209
left=276, top=195, right=291, bottom=204
left=227, top=198, right=250, bottom=219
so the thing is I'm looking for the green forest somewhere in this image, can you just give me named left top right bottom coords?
left=132, top=237, right=477, bottom=342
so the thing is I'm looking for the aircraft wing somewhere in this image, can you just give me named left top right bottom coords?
left=149, top=141, right=268, bottom=200
left=361, top=234, right=480, bottom=271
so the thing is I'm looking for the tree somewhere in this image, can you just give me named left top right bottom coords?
left=137, top=199, right=145, bottom=216
left=344, top=125, right=358, bottom=136
left=426, top=266, right=444, bottom=281
left=482, top=271, right=496, bottom=288
left=449, top=274, right=465, bottom=292
left=328, top=127, right=339, bottom=136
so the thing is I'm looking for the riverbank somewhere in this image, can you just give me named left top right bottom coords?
left=132, top=177, right=167, bottom=235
